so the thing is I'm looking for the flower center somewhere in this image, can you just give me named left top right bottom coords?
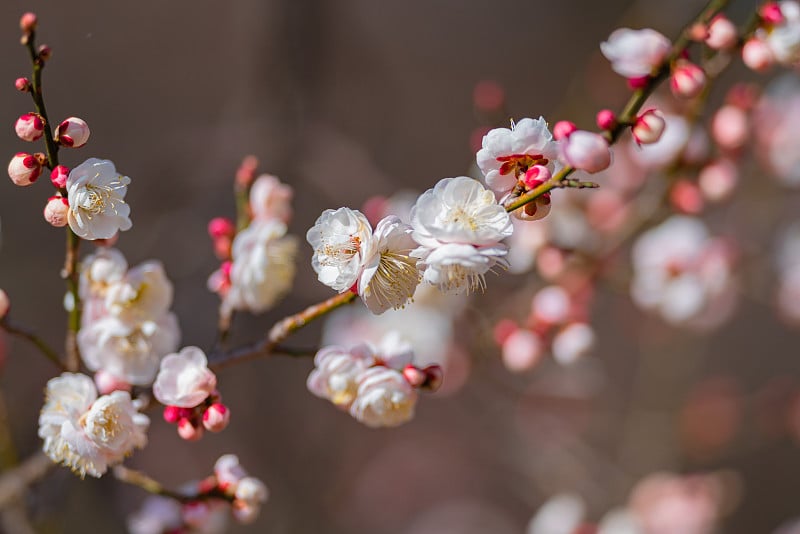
left=362, top=251, right=420, bottom=309
left=441, top=264, right=486, bottom=293
left=320, top=235, right=361, bottom=266
left=496, top=153, right=549, bottom=177
left=75, top=175, right=127, bottom=216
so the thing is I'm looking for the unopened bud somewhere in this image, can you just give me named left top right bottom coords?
left=596, top=109, right=616, bottom=130
left=19, top=12, right=37, bottom=33
left=553, top=120, right=577, bottom=141
left=14, top=78, right=30, bottom=92
left=711, top=105, right=748, bottom=150
left=522, top=165, right=551, bottom=189
left=670, top=61, right=706, bottom=99
left=8, top=152, right=41, bottom=186
left=422, top=365, right=443, bottom=391
left=402, top=365, right=427, bottom=388
left=208, top=217, right=235, bottom=239
left=502, top=328, right=544, bottom=372
left=627, top=76, right=650, bottom=89
left=182, top=502, right=212, bottom=528
left=670, top=179, right=704, bottom=214
left=14, top=113, right=44, bottom=142
left=163, top=405, right=182, bottom=424
left=43, top=196, right=69, bottom=227
left=214, top=236, right=232, bottom=260
left=55, top=117, right=90, bottom=148
left=699, top=159, right=738, bottom=202
left=177, top=418, right=204, bottom=441
left=742, top=38, right=775, bottom=71
left=0, top=289, right=9, bottom=319
left=94, top=369, right=131, bottom=395
left=236, top=155, right=259, bottom=188
left=706, top=16, right=738, bottom=50
left=37, top=44, right=51, bottom=61
left=632, top=109, right=666, bottom=145
left=560, top=130, right=611, bottom=173
left=50, top=165, right=69, bottom=189
left=202, top=403, right=230, bottom=432
left=761, top=2, right=785, bottom=25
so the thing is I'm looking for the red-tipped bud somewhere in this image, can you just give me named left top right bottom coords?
left=14, top=113, right=44, bottom=142
left=202, top=403, right=230, bottom=432
left=19, top=13, right=37, bottom=33
left=402, top=365, right=427, bottom=388
left=163, top=405, right=182, bottom=423
left=94, top=369, right=131, bottom=395
left=688, top=23, right=709, bottom=42
left=670, top=61, right=706, bottom=99
left=43, top=196, right=69, bottom=228
left=596, top=109, right=616, bottom=130
left=208, top=217, right=235, bottom=239
left=761, top=2, right=785, bottom=25
left=236, top=155, right=259, bottom=188
left=632, top=109, right=666, bottom=145
left=55, top=117, right=89, bottom=148
left=177, top=418, right=204, bottom=441
left=706, top=16, right=738, bottom=50
left=627, top=76, right=649, bottom=89
left=50, top=165, right=69, bottom=189
left=422, top=365, right=444, bottom=392
left=182, top=502, right=212, bottom=528
left=0, top=289, right=9, bottom=319
left=553, top=120, right=577, bottom=141
left=522, top=165, right=551, bottom=189
left=493, top=319, right=518, bottom=345
left=14, top=78, right=30, bottom=92
left=214, top=236, right=232, bottom=260
left=37, top=44, right=51, bottom=61
left=742, top=38, right=775, bottom=71
left=220, top=261, right=233, bottom=278
left=711, top=105, right=748, bottom=150
left=8, top=152, right=41, bottom=186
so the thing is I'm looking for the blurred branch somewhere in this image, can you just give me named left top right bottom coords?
left=113, top=466, right=231, bottom=504
left=0, top=453, right=53, bottom=509
left=0, top=318, right=65, bottom=371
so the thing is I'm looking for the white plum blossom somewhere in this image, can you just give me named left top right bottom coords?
left=38, top=373, right=149, bottom=478
left=249, top=174, right=293, bottom=223
left=411, top=177, right=512, bottom=294
left=476, top=117, right=561, bottom=197
left=631, top=216, right=737, bottom=328
left=307, top=344, right=376, bottom=408
left=79, top=247, right=128, bottom=326
left=66, top=158, right=132, bottom=240
left=225, top=220, right=298, bottom=314
left=78, top=313, right=180, bottom=386
left=765, top=1, right=800, bottom=65
left=105, top=261, right=173, bottom=324
left=307, top=207, right=373, bottom=292
left=551, top=323, right=595, bottom=365
left=356, top=216, right=420, bottom=314
left=153, top=346, right=217, bottom=408
left=600, top=28, right=671, bottom=78
left=215, top=454, right=248, bottom=490
left=127, top=496, right=183, bottom=534
left=232, top=477, right=269, bottom=524
left=754, top=75, right=800, bottom=186
left=349, top=366, right=418, bottom=428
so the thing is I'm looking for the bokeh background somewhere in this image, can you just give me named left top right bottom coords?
left=1, top=0, right=799, bottom=532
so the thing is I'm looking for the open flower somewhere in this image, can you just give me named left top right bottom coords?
left=411, top=177, right=512, bottom=294
left=307, top=207, right=374, bottom=292
left=249, top=174, right=293, bottom=223
left=104, top=261, right=173, bottom=324
left=600, top=28, right=671, bottom=78
left=153, top=347, right=217, bottom=408
left=349, top=366, right=418, bottom=428
left=307, top=344, right=375, bottom=408
left=38, top=373, right=149, bottom=478
left=66, top=158, right=132, bottom=240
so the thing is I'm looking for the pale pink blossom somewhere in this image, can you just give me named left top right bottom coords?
left=711, top=105, right=748, bottom=150
left=526, top=493, right=586, bottom=534
left=551, top=323, right=595, bottom=365
left=153, top=346, right=217, bottom=408
left=66, top=158, right=131, bottom=240
left=215, top=454, right=248, bottom=490
left=232, top=477, right=269, bottom=524
left=127, top=496, right=183, bottom=534
left=559, top=130, right=611, bottom=173
left=531, top=285, right=571, bottom=324
left=629, top=472, right=722, bottom=534
left=105, top=261, right=173, bottom=323
left=630, top=112, right=690, bottom=169
left=307, top=207, right=373, bottom=292
left=600, top=28, right=671, bottom=78
left=765, top=1, right=800, bottom=65
left=742, top=37, right=776, bottom=71
left=754, top=75, right=800, bottom=185
left=349, top=366, right=418, bottom=428
left=202, top=403, right=230, bottom=432
left=43, top=196, right=69, bottom=227
left=698, top=159, right=738, bottom=202
left=307, top=344, right=375, bottom=408
left=706, top=16, right=738, bottom=50
left=249, top=174, right=293, bottom=223
left=501, top=328, right=544, bottom=372
left=670, top=61, right=706, bottom=99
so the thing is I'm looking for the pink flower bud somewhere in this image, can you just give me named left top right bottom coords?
left=7, top=152, right=41, bottom=186
left=236, top=155, right=259, bottom=188
left=19, top=12, right=37, bottom=33
left=202, top=403, right=230, bottom=432
left=670, top=180, right=704, bottom=214
left=688, top=23, right=709, bottom=42
left=698, top=159, right=738, bottom=202
left=553, top=120, right=577, bottom=141
left=706, top=16, right=738, bottom=50
left=493, top=319, right=518, bottom=345
left=502, top=328, right=544, bottom=372
left=596, top=109, right=616, bottom=130
left=50, top=165, right=69, bottom=189
left=632, top=109, right=666, bottom=145
left=37, top=45, right=51, bottom=61
left=55, top=117, right=90, bottom=148
left=402, top=365, right=427, bottom=388
left=627, top=76, right=649, bottom=89
left=43, top=196, right=69, bottom=227
left=422, top=365, right=443, bottom=391
left=532, top=285, right=571, bottom=325
left=552, top=323, right=595, bottom=365
left=177, top=418, right=204, bottom=441
left=670, top=61, right=706, bottom=99
left=213, top=236, right=232, bottom=260
left=522, top=165, right=551, bottom=189
left=560, top=130, right=611, bottom=173
left=163, top=405, right=182, bottom=423
left=742, top=38, right=775, bottom=71
left=14, top=113, right=44, bottom=142
left=0, top=289, right=9, bottom=319
left=232, top=501, right=261, bottom=524
left=93, top=369, right=131, bottom=395
left=761, top=2, right=785, bottom=24
left=208, top=217, right=235, bottom=239
left=14, top=78, right=30, bottom=92
left=711, top=105, right=748, bottom=150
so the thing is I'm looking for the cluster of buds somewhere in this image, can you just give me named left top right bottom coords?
left=741, top=1, right=800, bottom=71
left=495, top=284, right=595, bottom=372
left=163, top=389, right=231, bottom=440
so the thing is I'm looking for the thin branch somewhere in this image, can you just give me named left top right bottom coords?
left=0, top=319, right=65, bottom=371
left=0, top=453, right=54, bottom=509
left=113, top=466, right=231, bottom=504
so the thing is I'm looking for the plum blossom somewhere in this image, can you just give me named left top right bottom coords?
left=153, top=347, right=217, bottom=408
left=105, top=261, right=173, bottom=323
left=411, top=177, right=512, bottom=294
left=307, top=207, right=373, bottom=292
left=127, top=496, right=183, bottom=534
left=630, top=216, right=737, bottom=328
left=754, top=75, right=800, bottom=186
left=559, top=130, right=612, bottom=173
left=765, top=1, right=800, bottom=65
left=600, top=28, right=671, bottom=78
left=7, top=152, right=41, bottom=186
left=628, top=472, right=723, bottom=534
left=79, top=247, right=128, bottom=303
left=38, top=373, right=149, bottom=478
left=349, top=366, right=418, bottom=428
left=307, top=343, right=377, bottom=408
left=66, top=158, right=131, bottom=240
left=232, top=477, right=269, bottom=524
left=224, top=219, right=298, bottom=314
left=249, top=173, right=293, bottom=223
left=476, top=117, right=561, bottom=197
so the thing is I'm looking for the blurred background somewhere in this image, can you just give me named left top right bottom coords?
left=1, top=0, right=800, bottom=532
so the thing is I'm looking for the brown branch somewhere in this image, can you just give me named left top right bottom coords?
left=0, top=453, right=54, bottom=509
left=0, top=319, right=65, bottom=371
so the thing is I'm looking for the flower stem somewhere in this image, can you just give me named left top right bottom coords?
left=0, top=318, right=65, bottom=371
left=113, top=466, right=229, bottom=504
left=503, top=0, right=732, bottom=214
